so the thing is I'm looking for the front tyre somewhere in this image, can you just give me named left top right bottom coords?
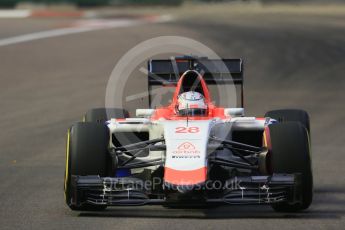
left=84, top=108, right=129, bottom=123
left=64, top=122, right=109, bottom=211
left=268, top=122, right=313, bottom=212
left=265, top=109, right=310, bottom=134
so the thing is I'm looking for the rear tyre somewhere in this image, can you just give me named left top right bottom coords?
left=64, top=122, right=109, bottom=211
left=265, top=109, right=310, bottom=133
left=268, top=122, right=313, bottom=212
left=84, top=108, right=129, bottom=123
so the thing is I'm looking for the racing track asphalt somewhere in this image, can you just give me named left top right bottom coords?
left=0, top=4, right=345, bottom=230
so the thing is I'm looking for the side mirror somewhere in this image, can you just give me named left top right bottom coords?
left=136, top=109, right=155, bottom=118
left=224, top=108, right=244, bottom=117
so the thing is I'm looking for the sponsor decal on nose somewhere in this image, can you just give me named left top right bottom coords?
left=178, top=142, right=195, bottom=150
left=172, top=142, right=201, bottom=158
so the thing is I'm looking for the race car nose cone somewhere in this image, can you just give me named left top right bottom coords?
left=164, top=180, right=204, bottom=192
left=176, top=185, right=195, bottom=193
left=165, top=183, right=206, bottom=205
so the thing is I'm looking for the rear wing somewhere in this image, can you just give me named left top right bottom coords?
left=148, top=57, right=244, bottom=107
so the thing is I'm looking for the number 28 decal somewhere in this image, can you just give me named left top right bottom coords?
left=175, top=127, right=200, bottom=133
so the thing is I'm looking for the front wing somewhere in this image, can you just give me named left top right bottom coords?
left=69, top=173, right=302, bottom=207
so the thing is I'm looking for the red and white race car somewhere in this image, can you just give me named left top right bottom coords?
left=64, top=56, right=313, bottom=212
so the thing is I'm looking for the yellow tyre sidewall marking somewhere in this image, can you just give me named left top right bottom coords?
left=64, top=129, right=70, bottom=200
left=263, top=129, right=268, bottom=147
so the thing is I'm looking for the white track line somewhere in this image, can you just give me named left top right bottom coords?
left=0, top=10, right=31, bottom=18
left=0, top=15, right=172, bottom=47
left=0, top=27, right=93, bottom=47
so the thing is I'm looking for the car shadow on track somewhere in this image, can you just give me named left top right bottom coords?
left=78, top=186, right=345, bottom=219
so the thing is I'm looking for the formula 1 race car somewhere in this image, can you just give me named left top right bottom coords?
left=64, top=56, right=313, bottom=212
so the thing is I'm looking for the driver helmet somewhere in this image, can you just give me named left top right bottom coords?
left=177, top=91, right=207, bottom=116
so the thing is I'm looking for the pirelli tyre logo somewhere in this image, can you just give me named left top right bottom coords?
left=172, top=142, right=201, bottom=158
